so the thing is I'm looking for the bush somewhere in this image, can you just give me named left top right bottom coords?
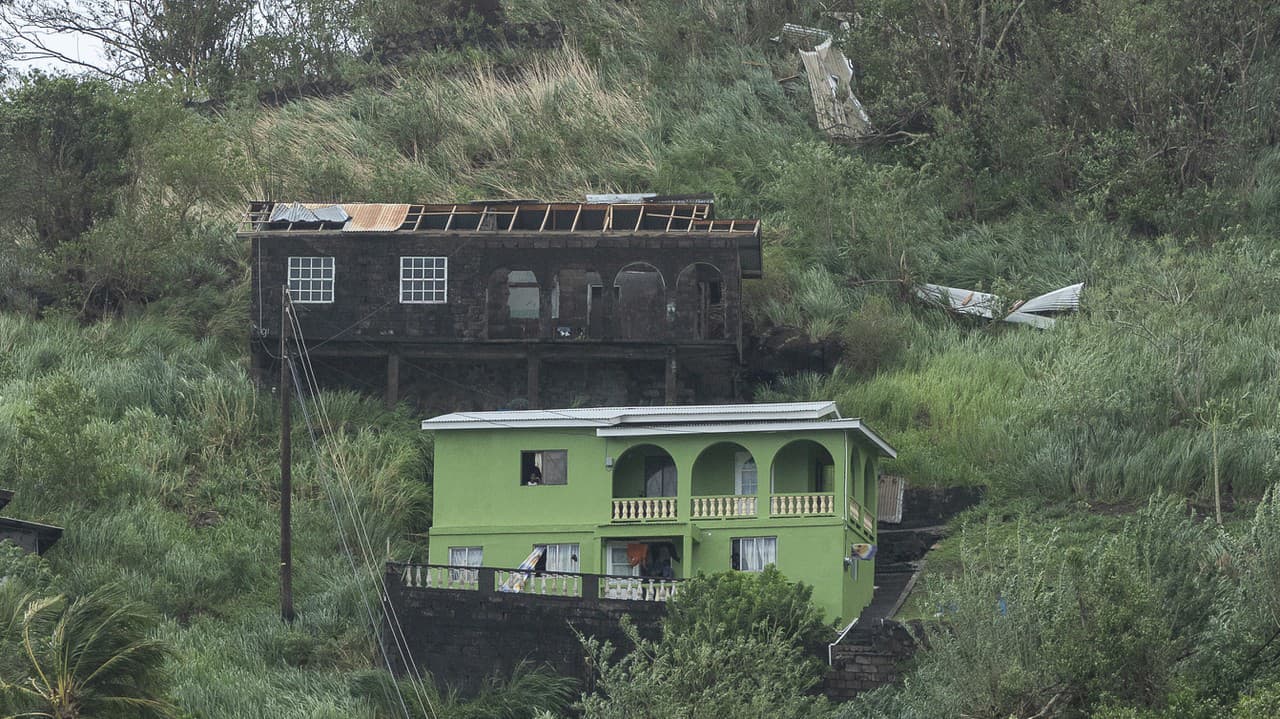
left=663, top=565, right=830, bottom=652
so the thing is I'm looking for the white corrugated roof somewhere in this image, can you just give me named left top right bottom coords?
left=420, top=402, right=896, bottom=457
left=595, top=419, right=896, bottom=458
left=421, top=402, right=837, bottom=431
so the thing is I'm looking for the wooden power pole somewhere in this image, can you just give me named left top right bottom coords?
left=280, top=288, right=295, bottom=622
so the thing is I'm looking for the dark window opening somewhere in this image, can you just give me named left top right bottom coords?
left=709, top=281, right=722, bottom=304
left=521, top=450, right=567, bottom=485
left=644, top=455, right=677, bottom=497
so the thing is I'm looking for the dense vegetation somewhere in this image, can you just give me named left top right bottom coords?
left=1, top=0, right=1279, bottom=716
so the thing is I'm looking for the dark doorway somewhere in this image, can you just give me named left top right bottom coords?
left=644, top=455, right=677, bottom=497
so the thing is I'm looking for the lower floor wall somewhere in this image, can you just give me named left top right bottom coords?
left=426, top=521, right=875, bottom=626
left=383, top=576, right=919, bottom=700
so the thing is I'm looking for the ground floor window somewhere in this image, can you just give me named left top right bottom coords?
left=731, top=536, right=776, bottom=572
left=606, top=544, right=642, bottom=577
left=535, top=543, right=579, bottom=573
left=447, top=546, right=482, bottom=583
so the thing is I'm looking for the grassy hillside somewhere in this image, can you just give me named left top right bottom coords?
left=1, top=0, right=1280, bottom=716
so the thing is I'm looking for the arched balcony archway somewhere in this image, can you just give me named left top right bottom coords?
left=674, top=262, right=726, bottom=339
left=551, top=268, right=604, bottom=339
left=770, top=440, right=836, bottom=516
left=612, top=263, right=666, bottom=340
left=486, top=268, right=541, bottom=339
left=690, top=442, right=758, bottom=518
left=611, top=444, right=678, bottom=521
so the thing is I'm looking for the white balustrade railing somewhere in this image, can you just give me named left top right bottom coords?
left=770, top=492, right=836, bottom=516
left=601, top=577, right=680, bottom=602
left=690, top=494, right=757, bottom=519
left=848, top=498, right=876, bottom=534
left=391, top=563, right=684, bottom=603
left=400, top=563, right=479, bottom=590
left=611, top=497, right=678, bottom=521
left=495, top=569, right=580, bottom=597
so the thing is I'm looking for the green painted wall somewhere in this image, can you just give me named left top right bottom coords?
left=690, top=441, right=752, bottom=495
left=426, top=425, right=887, bottom=623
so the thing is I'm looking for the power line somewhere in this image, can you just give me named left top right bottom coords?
left=283, top=297, right=437, bottom=719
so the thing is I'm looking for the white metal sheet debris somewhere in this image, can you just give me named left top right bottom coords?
left=916, top=282, right=1084, bottom=328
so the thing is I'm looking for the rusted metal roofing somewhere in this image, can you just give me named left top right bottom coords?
left=242, top=199, right=764, bottom=278
left=343, top=203, right=412, bottom=231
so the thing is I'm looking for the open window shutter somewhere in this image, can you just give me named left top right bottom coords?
left=541, top=451, right=567, bottom=484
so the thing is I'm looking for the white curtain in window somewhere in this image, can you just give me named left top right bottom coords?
left=447, top=546, right=482, bottom=583
left=738, top=537, right=776, bottom=571
left=542, top=543, right=580, bottom=573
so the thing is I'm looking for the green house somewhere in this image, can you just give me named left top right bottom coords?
left=421, top=401, right=896, bottom=624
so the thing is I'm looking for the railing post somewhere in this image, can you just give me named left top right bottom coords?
left=478, top=567, right=495, bottom=595
left=582, top=573, right=599, bottom=599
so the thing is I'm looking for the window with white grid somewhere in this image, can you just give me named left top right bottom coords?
left=287, top=257, right=334, bottom=303
left=400, top=256, right=448, bottom=303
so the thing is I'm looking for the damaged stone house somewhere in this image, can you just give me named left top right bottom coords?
left=243, top=196, right=762, bottom=411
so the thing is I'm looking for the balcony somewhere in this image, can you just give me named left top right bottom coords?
left=690, top=494, right=756, bottom=519
left=611, top=497, right=678, bottom=522
left=389, top=562, right=681, bottom=602
left=770, top=492, right=836, bottom=516
left=848, top=497, right=875, bottom=533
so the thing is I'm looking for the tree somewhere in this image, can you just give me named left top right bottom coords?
left=663, top=566, right=832, bottom=653
left=573, top=570, right=834, bottom=719
left=1, top=0, right=257, bottom=87
left=577, top=619, right=832, bottom=719
left=0, top=75, right=131, bottom=254
left=0, top=588, right=174, bottom=719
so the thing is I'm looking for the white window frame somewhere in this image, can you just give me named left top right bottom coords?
left=400, top=256, right=448, bottom=304
left=734, top=451, right=758, bottom=495
left=447, top=546, right=482, bottom=584
left=536, top=543, right=580, bottom=573
left=732, top=536, right=777, bottom=572
left=606, top=543, right=642, bottom=577
left=288, top=256, right=335, bottom=303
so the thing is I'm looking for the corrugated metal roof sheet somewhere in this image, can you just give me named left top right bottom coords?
left=595, top=419, right=897, bottom=458
left=343, top=203, right=411, bottom=231
left=421, top=401, right=839, bottom=430
left=877, top=475, right=906, bottom=523
left=420, top=402, right=897, bottom=458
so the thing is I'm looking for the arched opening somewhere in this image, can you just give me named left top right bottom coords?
left=486, top=269, right=541, bottom=339
left=675, top=262, right=725, bottom=339
left=691, top=442, right=757, bottom=518
left=770, top=440, right=836, bottom=516
left=612, top=263, right=666, bottom=340
left=552, top=268, right=604, bottom=339
left=863, top=456, right=877, bottom=513
left=611, top=444, right=678, bottom=522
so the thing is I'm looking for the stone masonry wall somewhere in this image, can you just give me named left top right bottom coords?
left=385, top=567, right=922, bottom=701
left=384, top=568, right=666, bottom=696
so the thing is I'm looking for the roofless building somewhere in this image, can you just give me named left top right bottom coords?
left=243, top=196, right=763, bottom=411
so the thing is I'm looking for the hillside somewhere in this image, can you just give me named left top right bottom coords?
left=2, top=0, right=1280, bottom=717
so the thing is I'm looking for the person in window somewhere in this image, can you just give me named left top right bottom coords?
left=526, top=466, right=542, bottom=485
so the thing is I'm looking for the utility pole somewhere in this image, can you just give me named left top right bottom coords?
left=280, top=287, right=295, bottom=622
